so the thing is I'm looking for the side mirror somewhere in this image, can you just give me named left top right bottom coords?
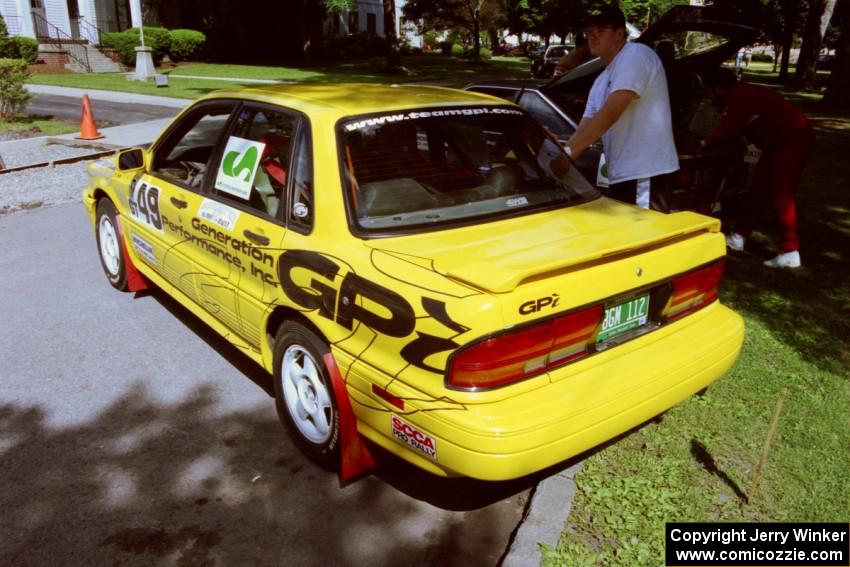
left=117, top=148, right=144, bottom=171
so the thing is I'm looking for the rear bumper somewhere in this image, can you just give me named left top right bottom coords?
left=347, top=302, right=744, bottom=480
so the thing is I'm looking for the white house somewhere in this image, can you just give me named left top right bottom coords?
left=326, top=0, right=422, bottom=47
left=0, top=0, right=139, bottom=43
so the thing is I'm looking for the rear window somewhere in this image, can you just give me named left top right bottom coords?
left=339, top=106, right=598, bottom=234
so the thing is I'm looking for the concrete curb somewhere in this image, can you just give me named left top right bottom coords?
left=501, top=462, right=582, bottom=566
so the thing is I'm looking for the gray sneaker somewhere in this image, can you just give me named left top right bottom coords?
left=763, top=250, right=801, bottom=268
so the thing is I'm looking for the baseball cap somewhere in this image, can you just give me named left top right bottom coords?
left=585, top=5, right=627, bottom=29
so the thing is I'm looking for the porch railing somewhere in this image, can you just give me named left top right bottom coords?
left=31, top=12, right=91, bottom=72
left=76, top=16, right=103, bottom=46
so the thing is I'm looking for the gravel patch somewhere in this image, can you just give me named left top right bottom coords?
left=0, top=161, right=89, bottom=216
left=0, top=137, right=104, bottom=168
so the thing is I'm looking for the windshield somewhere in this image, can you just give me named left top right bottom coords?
left=339, top=106, right=598, bottom=234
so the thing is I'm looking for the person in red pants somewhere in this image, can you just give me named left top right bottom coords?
left=701, top=67, right=815, bottom=268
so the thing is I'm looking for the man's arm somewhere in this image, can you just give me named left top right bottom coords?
left=566, top=89, right=637, bottom=158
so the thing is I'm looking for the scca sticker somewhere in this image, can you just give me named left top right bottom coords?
left=214, top=136, right=266, bottom=200
left=391, top=416, right=437, bottom=460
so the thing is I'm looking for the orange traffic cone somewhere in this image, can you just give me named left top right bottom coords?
left=75, top=95, right=104, bottom=140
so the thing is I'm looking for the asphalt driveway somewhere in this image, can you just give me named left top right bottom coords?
left=0, top=202, right=532, bottom=566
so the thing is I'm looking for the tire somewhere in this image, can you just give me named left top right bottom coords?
left=272, top=321, right=340, bottom=469
left=95, top=198, right=128, bottom=291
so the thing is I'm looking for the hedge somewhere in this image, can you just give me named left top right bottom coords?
left=101, top=27, right=171, bottom=66
left=169, top=29, right=205, bottom=61
left=12, top=36, right=38, bottom=64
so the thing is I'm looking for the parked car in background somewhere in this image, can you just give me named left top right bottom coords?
left=470, top=4, right=758, bottom=214
left=84, top=83, right=743, bottom=482
left=531, top=44, right=571, bottom=78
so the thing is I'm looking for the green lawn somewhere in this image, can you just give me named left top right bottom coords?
left=0, top=116, right=78, bottom=137
left=543, top=74, right=850, bottom=566
left=26, top=55, right=532, bottom=99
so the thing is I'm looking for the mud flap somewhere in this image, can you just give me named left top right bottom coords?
left=323, top=352, right=377, bottom=483
left=114, top=215, right=149, bottom=293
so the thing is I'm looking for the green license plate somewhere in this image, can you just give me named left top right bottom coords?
left=597, top=294, right=650, bottom=342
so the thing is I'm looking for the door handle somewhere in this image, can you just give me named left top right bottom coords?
left=170, top=196, right=188, bottom=209
left=243, top=229, right=269, bottom=246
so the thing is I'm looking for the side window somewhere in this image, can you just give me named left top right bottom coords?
left=210, top=108, right=298, bottom=220
left=517, top=91, right=575, bottom=141
left=151, top=106, right=234, bottom=189
left=288, top=125, right=314, bottom=232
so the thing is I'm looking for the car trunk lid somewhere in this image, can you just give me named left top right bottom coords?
left=366, top=198, right=720, bottom=294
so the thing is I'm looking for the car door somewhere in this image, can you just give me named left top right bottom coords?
left=133, top=101, right=238, bottom=305
left=196, top=104, right=302, bottom=348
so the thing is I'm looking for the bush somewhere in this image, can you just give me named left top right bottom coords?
left=101, top=27, right=171, bottom=66
left=168, top=29, right=205, bottom=61
left=12, top=36, right=38, bottom=64
left=0, top=15, right=15, bottom=58
left=327, top=32, right=386, bottom=58
left=751, top=52, right=773, bottom=63
left=450, top=43, right=463, bottom=57
left=463, top=46, right=492, bottom=60
left=0, top=58, right=31, bottom=121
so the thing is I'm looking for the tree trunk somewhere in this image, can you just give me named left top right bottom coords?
left=778, top=0, right=798, bottom=81
left=795, top=0, right=837, bottom=89
left=823, top=10, right=850, bottom=107
left=383, top=0, right=404, bottom=73
left=472, top=5, right=481, bottom=61
left=302, top=0, right=325, bottom=66
left=796, top=0, right=824, bottom=83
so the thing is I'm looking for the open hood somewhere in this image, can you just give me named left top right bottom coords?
left=546, top=4, right=757, bottom=91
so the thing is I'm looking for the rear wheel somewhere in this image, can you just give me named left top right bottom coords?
left=272, top=321, right=340, bottom=469
left=95, top=198, right=128, bottom=291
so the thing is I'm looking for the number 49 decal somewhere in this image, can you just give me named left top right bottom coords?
left=129, top=179, right=162, bottom=232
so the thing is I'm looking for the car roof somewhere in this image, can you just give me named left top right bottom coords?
left=195, top=83, right=507, bottom=121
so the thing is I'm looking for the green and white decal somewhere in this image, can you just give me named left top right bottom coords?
left=214, top=136, right=266, bottom=200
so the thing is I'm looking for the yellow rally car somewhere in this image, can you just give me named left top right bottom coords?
left=83, top=84, right=744, bottom=482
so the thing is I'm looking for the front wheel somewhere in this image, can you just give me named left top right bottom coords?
left=272, top=321, right=340, bottom=469
left=95, top=198, right=128, bottom=291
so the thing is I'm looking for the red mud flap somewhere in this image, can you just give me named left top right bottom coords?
left=114, top=215, right=149, bottom=293
left=323, top=352, right=377, bottom=483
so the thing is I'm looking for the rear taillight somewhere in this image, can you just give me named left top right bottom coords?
left=664, top=260, right=725, bottom=322
left=448, top=305, right=602, bottom=390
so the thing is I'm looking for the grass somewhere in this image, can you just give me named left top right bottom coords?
left=543, top=71, right=850, bottom=566
left=0, top=115, right=78, bottom=137
left=26, top=54, right=532, bottom=99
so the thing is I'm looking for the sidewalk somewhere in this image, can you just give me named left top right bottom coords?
left=23, top=84, right=184, bottom=150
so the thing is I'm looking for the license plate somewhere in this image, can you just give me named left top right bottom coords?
left=597, top=294, right=649, bottom=342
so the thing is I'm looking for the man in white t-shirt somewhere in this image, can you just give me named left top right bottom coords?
left=565, top=5, right=679, bottom=211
